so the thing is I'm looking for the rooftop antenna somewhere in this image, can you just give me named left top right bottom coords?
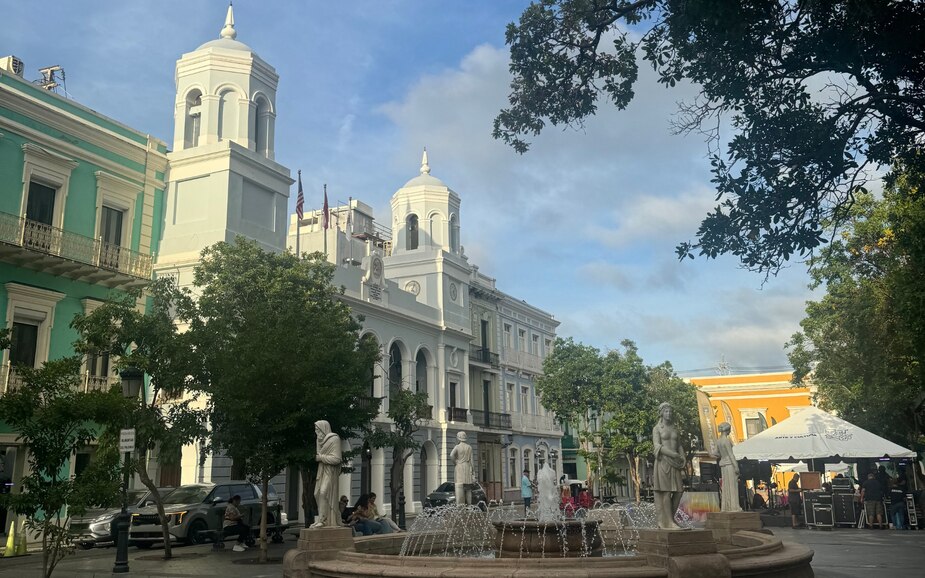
left=36, top=65, right=65, bottom=93
left=715, top=354, right=731, bottom=376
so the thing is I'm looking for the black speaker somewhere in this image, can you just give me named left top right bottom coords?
left=740, top=460, right=759, bottom=480
left=700, top=462, right=718, bottom=482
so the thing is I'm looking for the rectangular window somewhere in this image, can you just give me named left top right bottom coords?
left=10, top=322, right=39, bottom=368
left=518, top=329, right=526, bottom=352
left=531, top=334, right=539, bottom=355
left=101, top=206, right=124, bottom=246
left=449, top=382, right=457, bottom=409
left=521, top=386, right=530, bottom=414
left=509, top=449, right=518, bottom=487
left=26, top=182, right=56, bottom=225
left=506, top=383, right=515, bottom=412
left=544, top=338, right=552, bottom=356
left=503, top=324, right=512, bottom=348
left=745, top=417, right=761, bottom=438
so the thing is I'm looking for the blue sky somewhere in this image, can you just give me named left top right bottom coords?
left=5, top=0, right=818, bottom=374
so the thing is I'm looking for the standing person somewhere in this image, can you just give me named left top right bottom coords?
left=788, top=473, right=802, bottom=529
left=889, top=477, right=908, bottom=530
left=223, top=495, right=250, bottom=552
left=652, top=401, right=685, bottom=529
left=521, top=469, right=533, bottom=515
left=715, top=422, right=742, bottom=512
left=861, top=472, right=886, bottom=529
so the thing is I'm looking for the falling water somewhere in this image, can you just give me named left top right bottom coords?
left=535, top=463, right=559, bottom=523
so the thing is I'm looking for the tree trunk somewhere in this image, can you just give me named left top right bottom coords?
left=136, top=457, right=172, bottom=559
left=632, top=454, right=641, bottom=503
left=259, top=477, right=269, bottom=563
left=300, top=464, right=317, bottom=527
left=42, top=520, right=50, bottom=578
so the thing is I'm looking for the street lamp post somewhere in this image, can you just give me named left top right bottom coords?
left=113, top=367, right=143, bottom=574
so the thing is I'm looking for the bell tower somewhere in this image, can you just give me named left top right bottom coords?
left=156, top=4, right=293, bottom=286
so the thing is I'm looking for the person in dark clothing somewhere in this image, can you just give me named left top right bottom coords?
left=877, top=465, right=890, bottom=495
left=861, top=473, right=886, bottom=529
left=223, top=495, right=250, bottom=551
left=889, top=477, right=908, bottom=530
left=788, top=474, right=802, bottom=528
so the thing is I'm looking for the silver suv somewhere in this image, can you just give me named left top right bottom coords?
left=129, top=481, right=288, bottom=547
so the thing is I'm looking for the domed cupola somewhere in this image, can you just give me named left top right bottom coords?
left=171, top=3, right=278, bottom=159
left=390, top=150, right=461, bottom=257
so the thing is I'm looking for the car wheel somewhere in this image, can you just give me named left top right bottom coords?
left=134, top=542, right=153, bottom=549
left=187, top=519, right=208, bottom=545
left=271, top=532, right=285, bottom=544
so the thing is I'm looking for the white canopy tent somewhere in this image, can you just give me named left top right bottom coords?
left=733, top=406, right=915, bottom=461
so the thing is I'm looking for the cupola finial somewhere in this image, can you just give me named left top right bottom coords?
left=220, top=2, right=237, bottom=40
left=420, top=148, right=430, bottom=175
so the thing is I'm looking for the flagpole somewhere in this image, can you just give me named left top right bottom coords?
left=296, top=171, right=301, bottom=259
left=323, top=183, right=328, bottom=257
left=348, top=196, right=353, bottom=266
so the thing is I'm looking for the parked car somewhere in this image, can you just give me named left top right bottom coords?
left=128, top=481, right=288, bottom=548
left=70, top=488, right=167, bottom=548
left=424, top=481, right=488, bottom=511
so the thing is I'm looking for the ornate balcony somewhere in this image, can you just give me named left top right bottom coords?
left=1, top=364, right=118, bottom=395
left=446, top=406, right=469, bottom=423
left=353, top=396, right=382, bottom=414
left=468, top=347, right=500, bottom=368
left=0, top=210, right=152, bottom=289
left=472, top=410, right=512, bottom=429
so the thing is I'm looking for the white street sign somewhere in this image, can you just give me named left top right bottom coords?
left=119, top=428, right=136, bottom=453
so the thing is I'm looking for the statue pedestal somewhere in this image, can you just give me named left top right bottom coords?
left=636, top=528, right=730, bottom=578
left=705, top=511, right=763, bottom=543
left=283, top=526, right=354, bottom=578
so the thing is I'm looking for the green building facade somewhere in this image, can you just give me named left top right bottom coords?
left=0, top=63, right=168, bottom=531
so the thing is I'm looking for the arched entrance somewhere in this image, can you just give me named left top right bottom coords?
left=360, top=443, right=372, bottom=496
left=419, top=440, right=438, bottom=500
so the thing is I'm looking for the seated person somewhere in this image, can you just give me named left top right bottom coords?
left=369, top=493, right=402, bottom=533
left=223, top=494, right=250, bottom=552
left=349, top=494, right=391, bottom=536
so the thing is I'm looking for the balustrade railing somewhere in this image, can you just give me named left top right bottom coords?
left=1, top=364, right=118, bottom=395
left=446, top=406, right=469, bottom=423
left=472, top=410, right=512, bottom=429
left=468, top=347, right=500, bottom=367
left=0, top=210, right=152, bottom=279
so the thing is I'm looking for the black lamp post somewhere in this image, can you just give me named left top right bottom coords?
left=113, top=367, right=143, bottom=574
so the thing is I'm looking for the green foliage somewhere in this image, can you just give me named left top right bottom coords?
left=71, top=277, right=208, bottom=559
left=788, top=165, right=925, bottom=447
left=189, top=237, right=380, bottom=552
left=494, top=0, right=925, bottom=275
left=539, top=337, right=698, bottom=501
left=0, top=358, right=124, bottom=578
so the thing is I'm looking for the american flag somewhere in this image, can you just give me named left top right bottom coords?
left=322, top=184, right=329, bottom=230
left=296, top=170, right=304, bottom=220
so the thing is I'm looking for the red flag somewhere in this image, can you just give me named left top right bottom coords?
left=322, top=184, right=329, bottom=230
left=296, top=171, right=304, bottom=220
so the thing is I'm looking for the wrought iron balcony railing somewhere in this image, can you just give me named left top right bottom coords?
left=1, top=363, right=118, bottom=395
left=468, top=347, right=500, bottom=367
left=472, top=410, right=512, bottom=429
left=446, top=406, right=469, bottom=423
left=0, top=210, right=152, bottom=281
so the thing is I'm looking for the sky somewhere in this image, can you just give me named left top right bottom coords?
left=4, top=0, right=820, bottom=375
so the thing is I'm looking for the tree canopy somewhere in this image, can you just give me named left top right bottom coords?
left=788, top=164, right=925, bottom=448
left=494, top=0, right=925, bottom=274
left=537, top=337, right=698, bottom=500
left=189, top=237, right=380, bottom=555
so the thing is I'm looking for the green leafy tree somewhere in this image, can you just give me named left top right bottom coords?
left=494, top=0, right=925, bottom=275
left=71, top=278, right=208, bottom=559
left=364, top=387, right=431, bottom=522
left=190, top=238, right=380, bottom=562
left=0, top=357, right=124, bottom=578
left=788, top=166, right=925, bottom=448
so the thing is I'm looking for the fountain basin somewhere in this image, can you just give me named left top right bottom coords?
left=493, top=518, right=602, bottom=558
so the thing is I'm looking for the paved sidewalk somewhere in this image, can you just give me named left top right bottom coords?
left=771, top=526, right=925, bottom=577
left=0, top=538, right=297, bottom=578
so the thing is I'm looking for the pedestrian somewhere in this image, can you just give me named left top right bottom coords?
left=788, top=473, right=802, bottom=528
left=889, top=476, right=908, bottom=530
left=521, top=469, right=533, bottom=516
left=861, top=472, right=886, bottom=529
left=223, top=495, right=250, bottom=552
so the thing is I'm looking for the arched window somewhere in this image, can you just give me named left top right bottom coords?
left=523, top=449, right=533, bottom=477
left=415, top=350, right=427, bottom=394
left=388, top=342, right=403, bottom=398
left=449, top=214, right=459, bottom=253
left=217, top=89, right=238, bottom=142
left=406, top=214, right=419, bottom=251
left=254, top=96, right=270, bottom=156
left=360, top=334, right=379, bottom=397
left=184, top=90, right=202, bottom=149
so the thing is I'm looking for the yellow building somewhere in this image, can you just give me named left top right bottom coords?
left=687, top=372, right=814, bottom=443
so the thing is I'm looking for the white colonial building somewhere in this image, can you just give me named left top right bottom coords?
left=150, top=7, right=562, bottom=519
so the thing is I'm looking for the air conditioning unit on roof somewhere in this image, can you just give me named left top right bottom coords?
left=1, top=56, right=25, bottom=76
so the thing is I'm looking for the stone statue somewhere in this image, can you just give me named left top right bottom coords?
left=652, top=401, right=685, bottom=529
left=310, top=420, right=342, bottom=528
left=715, top=422, right=742, bottom=512
left=449, top=431, right=473, bottom=505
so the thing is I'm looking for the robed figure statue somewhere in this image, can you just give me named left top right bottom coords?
left=449, top=431, right=474, bottom=505
left=310, top=420, right=342, bottom=528
left=652, top=402, right=686, bottom=529
left=715, top=421, right=742, bottom=512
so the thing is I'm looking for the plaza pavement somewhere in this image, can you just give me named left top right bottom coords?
left=0, top=526, right=922, bottom=577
